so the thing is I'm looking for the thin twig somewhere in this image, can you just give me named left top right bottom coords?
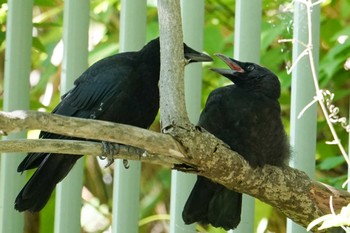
left=281, top=0, right=350, bottom=183
left=297, top=93, right=319, bottom=119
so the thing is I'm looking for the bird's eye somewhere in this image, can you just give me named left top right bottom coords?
left=246, top=64, right=255, bottom=71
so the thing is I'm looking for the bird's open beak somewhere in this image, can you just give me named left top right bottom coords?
left=210, top=54, right=245, bottom=76
left=184, top=50, right=213, bottom=64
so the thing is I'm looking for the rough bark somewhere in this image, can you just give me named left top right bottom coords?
left=157, top=0, right=190, bottom=128
left=0, top=110, right=185, bottom=167
left=0, top=110, right=349, bottom=231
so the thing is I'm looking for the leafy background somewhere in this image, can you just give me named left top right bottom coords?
left=0, top=0, right=349, bottom=232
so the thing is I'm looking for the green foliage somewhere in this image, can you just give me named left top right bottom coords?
left=319, top=156, right=345, bottom=171
left=0, top=0, right=350, bottom=232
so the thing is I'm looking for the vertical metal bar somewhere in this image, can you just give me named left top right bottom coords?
left=169, top=1, right=204, bottom=232
left=234, top=0, right=261, bottom=63
left=182, top=1, right=205, bottom=123
left=0, top=0, right=33, bottom=232
left=230, top=1, right=261, bottom=233
left=54, top=1, right=89, bottom=233
left=287, top=1, right=319, bottom=232
left=112, top=0, right=146, bottom=232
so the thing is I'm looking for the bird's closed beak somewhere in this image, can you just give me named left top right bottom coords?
left=184, top=46, right=213, bottom=64
left=210, top=53, right=245, bottom=76
left=185, top=52, right=213, bottom=63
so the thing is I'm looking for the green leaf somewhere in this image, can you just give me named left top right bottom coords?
left=0, top=30, right=5, bottom=46
left=318, top=156, right=345, bottom=170
left=204, top=25, right=225, bottom=55
left=261, top=21, right=286, bottom=51
left=32, top=37, right=46, bottom=53
left=34, top=0, right=59, bottom=7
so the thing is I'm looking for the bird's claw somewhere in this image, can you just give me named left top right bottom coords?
left=100, top=142, right=119, bottom=168
left=100, top=143, right=146, bottom=169
left=123, top=159, right=129, bottom=169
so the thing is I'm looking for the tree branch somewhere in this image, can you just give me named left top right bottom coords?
left=1, top=110, right=350, bottom=231
left=0, top=110, right=185, bottom=158
left=0, top=139, right=179, bottom=167
left=157, top=0, right=190, bottom=128
left=2, top=1, right=349, bottom=230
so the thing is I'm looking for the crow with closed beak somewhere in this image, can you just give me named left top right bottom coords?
left=15, top=37, right=212, bottom=212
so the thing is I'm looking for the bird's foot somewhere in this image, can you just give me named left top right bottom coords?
left=100, top=143, right=145, bottom=169
left=100, top=142, right=119, bottom=168
left=120, top=145, right=146, bottom=169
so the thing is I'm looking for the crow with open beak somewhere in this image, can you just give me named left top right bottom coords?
left=183, top=54, right=290, bottom=230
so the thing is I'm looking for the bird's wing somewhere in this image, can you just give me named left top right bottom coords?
left=56, top=67, right=133, bottom=117
left=18, top=58, right=137, bottom=172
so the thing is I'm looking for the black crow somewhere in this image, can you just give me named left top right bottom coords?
left=15, top=37, right=212, bottom=212
left=182, top=54, right=290, bottom=230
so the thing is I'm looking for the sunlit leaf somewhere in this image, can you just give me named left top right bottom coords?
left=32, top=37, right=46, bottom=53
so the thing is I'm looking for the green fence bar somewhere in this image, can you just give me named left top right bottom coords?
left=287, top=1, right=320, bottom=232
left=112, top=0, right=146, bottom=232
left=0, top=0, right=33, bottom=233
left=231, top=0, right=262, bottom=233
left=54, top=1, right=89, bottom=233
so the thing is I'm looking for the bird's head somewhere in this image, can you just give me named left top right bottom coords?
left=211, top=54, right=281, bottom=99
left=145, top=37, right=212, bottom=65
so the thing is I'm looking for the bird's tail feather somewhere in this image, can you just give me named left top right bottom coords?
left=182, top=176, right=242, bottom=230
left=208, top=187, right=242, bottom=230
left=15, top=154, right=80, bottom=212
left=182, top=176, right=218, bottom=224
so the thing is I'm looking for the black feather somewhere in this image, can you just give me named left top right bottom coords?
left=15, top=37, right=212, bottom=212
left=183, top=55, right=290, bottom=230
